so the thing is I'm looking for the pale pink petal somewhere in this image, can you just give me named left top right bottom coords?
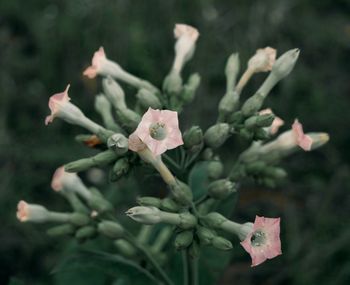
left=128, top=133, right=146, bottom=152
left=83, top=66, right=98, bottom=79
left=160, top=110, right=180, bottom=129
left=292, top=119, right=313, bottom=151
left=16, top=200, right=28, bottom=222
left=45, top=85, right=71, bottom=125
left=174, top=24, right=199, bottom=41
left=51, top=166, right=65, bottom=191
left=270, top=116, right=284, bottom=135
left=83, top=47, right=106, bottom=78
left=251, top=249, right=267, bottom=267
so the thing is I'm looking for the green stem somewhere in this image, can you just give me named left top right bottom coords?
left=185, top=249, right=198, bottom=285
left=126, top=232, right=174, bottom=285
left=182, top=251, right=189, bottom=285
left=191, top=256, right=199, bottom=285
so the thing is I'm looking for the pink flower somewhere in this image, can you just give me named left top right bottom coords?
left=131, top=108, right=183, bottom=156
left=240, top=216, right=282, bottom=267
left=173, top=24, right=199, bottom=72
left=16, top=200, right=50, bottom=223
left=259, top=108, right=284, bottom=135
left=83, top=47, right=107, bottom=79
left=248, top=47, right=276, bottom=73
left=45, top=85, right=71, bottom=125
left=292, top=119, right=313, bottom=151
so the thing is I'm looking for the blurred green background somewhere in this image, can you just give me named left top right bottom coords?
left=1, top=0, right=349, bottom=284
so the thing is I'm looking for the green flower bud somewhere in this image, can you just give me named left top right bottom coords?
left=98, top=221, right=124, bottom=239
left=163, top=70, right=183, bottom=94
left=207, top=160, right=224, bottom=180
left=114, top=239, right=137, bottom=257
left=178, top=212, right=197, bottom=230
left=201, top=148, right=214, bottom=160
left=107, top=133, right=129, bottom=155
left=110, top=157, right=130, bottom=181
left=245, top=161, right=266, bottom=174
left=308, top=132, right=330, bottom=150
left=204, top=123, right=231, bottom=148
left=65, top=150, right=119, bottom=173
left=46, top=224, right=75, bottom=237
left=174, top=230, right=193, bottom=250
left=136, top=88, right=162, bottom=109
left=126, top=206, right=162, bottom=225
left=202, top=212, right=228, bottom=228
left=254, top=128, right=269, bottom=140
left=87, top=192, right=113, bottom=213
left=241, top=93, right=265, bottom=117
left=75, top=226, right=96, bottom=240
left=212, top=236, right=233, bottom=251
left=69, top=213, right=90, bottom=226
left=169, top=179, right=193, bottom=206
left=137, top=196, right=162, bottom=208
left=160, top=198, right=181, bottom=212
left=116, top=108, right=141, bottom=131
left=196, top=226, right=216, bottom=245
left=102, top=77, right=127, bottom=109
left=227, top=111, right=244, bottom=125
left=239, top=128, right=254, bottom=140
left=183, top=126, right=203, bottom=152
left=218, top=91, right=239, bottom=121
left=271, top=48, right=300, bottom=81
left=208, top=179, right=236, bottom=199
left=263, top=167, right=287, bottom=179
left=94, top=93, right=112, bottom=114
left=244, top=114, right=275, bottom=129
left=182, top=73, right=201, bottom=104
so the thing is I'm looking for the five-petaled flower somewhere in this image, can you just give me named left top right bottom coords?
left=130, top=108, right=183, bottom=156
left=240, top=216, right=282, bottom=267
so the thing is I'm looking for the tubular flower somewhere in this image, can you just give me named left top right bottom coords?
left=240, top=216, right=282, bottom=267
left=131, top=108, right=183, bottom=156
left=16, top=200, right=50, bottom=223
left=292, top=119, right=313, bottom=151
left=173, top=24, right=199, bottom=73
left=83, top=47, right=109, bottom=79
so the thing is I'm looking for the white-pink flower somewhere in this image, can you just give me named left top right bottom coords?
left=173, top=24, right=199, bottom=72
left=259, top=108, right=284, bottom=135
left=248, top=47, right=276, bottom=73
left=130, top=108, right=183, bottom=156
left=16, top=200, right=50, bottom=223
left=292, top=119, right=313, bottom=151
left=83, top=47, right=108, bottom=79
left=240, top=216, right=282, bottom=267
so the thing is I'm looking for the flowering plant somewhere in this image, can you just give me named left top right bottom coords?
left=17, top=24, right=328, bottom=285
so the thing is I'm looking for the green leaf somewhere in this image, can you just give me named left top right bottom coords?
left=188, top=162, right=209, bottom=200
left=52, top=250, right=160, bottom=285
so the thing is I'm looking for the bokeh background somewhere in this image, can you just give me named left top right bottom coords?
left=1, top=0, right=349, bottom=284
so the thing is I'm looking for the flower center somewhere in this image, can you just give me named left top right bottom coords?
left=250, top=230, right=266, bottom=247
left=149, top=122, right=167, bottom=141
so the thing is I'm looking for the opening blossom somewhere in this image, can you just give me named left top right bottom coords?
left=16, top=200, right=50, bottom=223
left=259, top=108, right=284, bottom=135
left=248, top=47, right=277, bottom=73
left=130, top=108, right=183, bottom=156
left=240, top=216, right=282, bottom=267
left=291, top=119, right=313, bottom=151
left=173, top=24, right=199, bottom=73
left=83, top=47, right=118, bottom=79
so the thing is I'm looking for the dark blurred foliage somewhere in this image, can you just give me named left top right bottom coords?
left=1, top=0, right=349, bottom=284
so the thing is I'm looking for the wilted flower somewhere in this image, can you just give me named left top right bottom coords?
left=131, top=108, right=183, bottom=156
left=248, top=47, right=276, bottom=73
left=259, top=108, right=284, bottom=135
left=128, top=133, right=147, bottom=152
left=173, top=24, right=199, bottom=73
left=240, top=216, right=282, bottom=267
left=16, top=201, right=50, bottom=223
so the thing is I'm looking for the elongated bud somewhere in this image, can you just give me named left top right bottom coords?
left=137, top=196, right=162, bottom=208
left=94, top=93, right=112, bottom=114
left=163, top=70, right=183, bottom=94
left=207, top=159, right=224, bottom=180
left=47, top=224, right=76, bottom=237
left=169, top=179, right=193, bottom=206
left=75, top=226, right=96, bottom=240
left=174, top=230, right=193, bottom=250
left=212, top=236, right=233, bottom=250
left=65, top=150, right=119, bottom=173
left=114, top=240, right=137, bottom=257
left=126, top=206, right=162, bottom=225
left=183, top=126, right=203, bottom=152
left=218, top=91, right=240, bottom=121
left=107, top=133, right=129, bottom=155
left=247, top=47, right=276, bottom=73
left=202, top=212, right=228, bottom=228
left=204, top=123, right=231, bottom=148
left=196, top=226, right=216, bottom=245
left=271, top=48, right=300, bottom=80
left=308, top=133, right=329, bottom=150
left=16, top=201, right=53, bottom=223
left=110, top=158, right=130, bottom=182
left=177, top=212, right=197, bottom=229
left=69, top=213, right=90, bottom=226
left=263, top=166, right=287, bottom=179
left=225, top=53, right=240, bottom=89
left=182, top=73, right=201, bottom=104
left=241, top=93, right=265, bottom=117
left=136, top=88, right=162, bottom=109
left=208, top=179, right=236, bottom=199
left=87, top=190, right=113, bottom=213
left=98, top=221, right=124, bottom=239
left=245, top=161, right=266, bottom=174
left=102, top=77, right=127, bottom=109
